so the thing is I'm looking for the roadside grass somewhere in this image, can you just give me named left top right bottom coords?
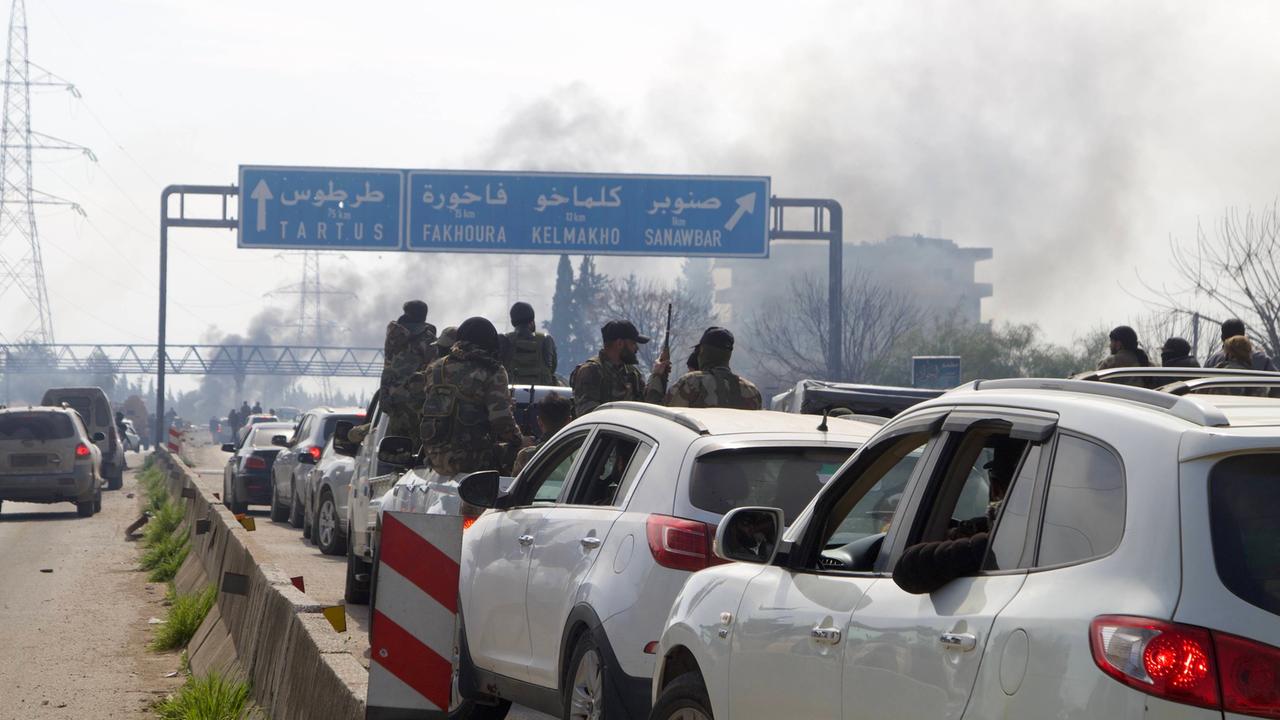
left=153, top=671, right=260, bottom=720
left=151, top=584, right=216, bottom=651
left=137, top=460, right=190, bottom=583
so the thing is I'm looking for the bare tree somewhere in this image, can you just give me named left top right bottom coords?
left=746, top=270, right=923, bottom=386
left=1141, top=204, right=1280, bottom=359
left=603, top=274, right=718, bottom=368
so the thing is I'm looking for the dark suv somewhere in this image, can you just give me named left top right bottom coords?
left=268, top=406, right=364, bottom=529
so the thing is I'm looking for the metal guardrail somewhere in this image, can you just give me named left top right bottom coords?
left=0, top=343, right=384, bottom=377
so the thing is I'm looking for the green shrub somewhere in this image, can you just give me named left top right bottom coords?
left=151, top=584, right=216, bottom=652
left=153, top=671, right=257, bottom=720
left=143, top=501, right=185, bottom=545
left=141, top=530, right=187, bottom=570
left=148, top=540, right=190, bottom=583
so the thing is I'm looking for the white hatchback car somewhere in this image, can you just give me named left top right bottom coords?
left=455, top=402, right=880, bottom=720
left=652, top=378, right=1280, bottom=720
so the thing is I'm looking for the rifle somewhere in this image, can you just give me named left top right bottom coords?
left=662, top=303, right=673, bottom=366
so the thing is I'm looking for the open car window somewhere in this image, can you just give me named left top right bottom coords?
left=519, top=431, right=590, bottom=505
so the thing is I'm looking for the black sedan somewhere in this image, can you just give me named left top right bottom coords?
left=222, top=422, right=293, bottom=514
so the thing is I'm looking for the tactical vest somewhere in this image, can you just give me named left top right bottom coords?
left=506, top=332, right=552, bottom=384
left=420, top=359, right=492, bottom=453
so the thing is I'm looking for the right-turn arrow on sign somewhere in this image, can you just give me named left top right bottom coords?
left=724, top=192, right=756, bottom=231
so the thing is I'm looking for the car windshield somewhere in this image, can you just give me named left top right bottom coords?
left=688, top=446, right=856, bottom=524
left=1209, top=454, right=1280, bottom=616
left=248, top=425, right=290, bottom=448
left=321, top=414, right=364, bottom=444
left=0, top=412, right=75, bottom=441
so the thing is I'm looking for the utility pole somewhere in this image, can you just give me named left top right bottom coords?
left=0, top=0, right=93, bottom=343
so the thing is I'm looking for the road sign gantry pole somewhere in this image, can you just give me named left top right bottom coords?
left=769, top=197, right=843, bottom=380
left=156, top=185, right=238, bottom=446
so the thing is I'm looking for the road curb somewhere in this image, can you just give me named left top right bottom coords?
left=154, top=448, right=367, bottom=719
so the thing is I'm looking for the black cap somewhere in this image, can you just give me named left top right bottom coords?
left=1162, top=337, right=1191, bottom=355
left=402, top=300, right=429, bottom=322
left=510, top=301, right=535, bottom=325
left=1222, top=318, right=1246, bottom=341
left=698, top=326, right=734, bottom=351
left=601, top=320, right=650, bottom=344
left=457, top=316, right=499, bottom=354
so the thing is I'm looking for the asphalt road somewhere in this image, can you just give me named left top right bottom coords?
left=0, top=453, right=184, bottom=719
left=191, top=439, right=555, bottom=720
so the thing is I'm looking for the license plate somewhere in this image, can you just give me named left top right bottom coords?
left=10, top=454, right=48, bottom=468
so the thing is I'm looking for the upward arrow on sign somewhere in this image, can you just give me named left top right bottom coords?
left=724, top=192, right=756, bottom=231
left=250, top=179, right=273, bottom=232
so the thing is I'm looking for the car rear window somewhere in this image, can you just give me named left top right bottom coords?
left=1209, top=454, right=1280, bottom=616
left=322, top=415, right=363, bottom=443
left=689, top=447, right=855, bottom=524
left=0, top=412, right=75, bottom=441
left=249, top=426, right=289, bottom=448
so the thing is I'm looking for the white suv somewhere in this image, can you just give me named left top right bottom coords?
left=455, top=402, right=880, bottom=720
left=651, top=377, right=1280, bottom=720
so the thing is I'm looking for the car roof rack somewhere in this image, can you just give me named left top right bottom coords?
left=968, top=378, right=1230, bottom=427
left=595, top=401, right=710, bottom=435
left=1158, top=376, right=1280, bottom=396
left=1071, top=367, right=1280, bottom=383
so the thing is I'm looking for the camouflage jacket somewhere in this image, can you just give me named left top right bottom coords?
left=380, top=320, right=438, bottom=441
left=570, top=352, right=667, bottom=415
left=420, top=342, right=524, bottom=475
left=665, top=366, right=763, bottom=410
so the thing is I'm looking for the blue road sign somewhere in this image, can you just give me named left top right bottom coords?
left=238, top=166, right=404, bottom=250
left=406, top=171, right=769, bottom=257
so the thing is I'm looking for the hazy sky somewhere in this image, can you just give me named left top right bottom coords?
left=7, top=0, right=1280, bottom=363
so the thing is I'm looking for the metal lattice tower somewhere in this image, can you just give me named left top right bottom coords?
left=0, top=0, right=92, bottom=343
left=268, top=250, right=354, bottom=346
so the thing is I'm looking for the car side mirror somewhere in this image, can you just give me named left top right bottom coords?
left=714, top=507, right=785, bottom=565
left=377, top=436, right=416, bottom=467
left=91, top=431, right=106, bottom=442
left=271, top=435, right=288, bottom=447
left=458, top=470, right=500, bottom=509
left=220, top=443, right=236, bottom=453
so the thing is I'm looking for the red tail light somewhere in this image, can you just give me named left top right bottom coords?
left=245, top=455, right=268, bottom=470
left=1092, top=615, right=1280, bottom=717
left=646, top=515, right=718, bottom=572
left=74, top=443, right=91, bottom=458
left=462, top=515, right=478, bottom=532
left=308, top=446, right=322, bottom=461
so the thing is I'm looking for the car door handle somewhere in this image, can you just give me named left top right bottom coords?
left=580, top=536, right=602, bottom=549
left=810, top=626, right=842, bottom=644
left=518, top=534, right=535, bottom=546
left=939, top=632, right=978, bottom=651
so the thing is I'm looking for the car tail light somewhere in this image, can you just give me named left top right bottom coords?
left=462, top=515, right=478, bottom=532
left=646, top=515, right=718, bottom=572
left=1091, top=616, right=1218, bottom=709
left=245, top=455, right=268, bottom=470
left=1217, top=631, right=1280, bottom=718
left=74, top=443, right=91, bottom=458
left=308, top=446, right=322, bottom=461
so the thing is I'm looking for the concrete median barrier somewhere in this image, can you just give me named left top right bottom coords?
left=153, top=449, right=367, bottom=719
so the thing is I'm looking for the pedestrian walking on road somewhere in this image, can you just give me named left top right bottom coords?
left=1205, top=318, right=1277, bottom=371
left=1160, top=337, right=1200, bottom=368
left=665, top=327, right=763, bottom=410
left=570, top=319, right=669, bottom=416
left=239, top=401, right=251, bottom=421
left=420, top=316, right=528, bottom=475
left=500, top=301, right=559, bottom=386
left=251, top=400, right=263, bottom=414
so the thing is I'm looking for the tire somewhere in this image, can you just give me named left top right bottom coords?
left=650, top=672, right=714, bottom=720
left=93, top=488, right=102, bottom=514
left=344, top=543, right=370, bottom=605
left=564, top=633, right=613, bottom=720
left=288, top=482, right=305, bottom=528
left=76, top=500, right=94, bottom=517
left=449, top=699, right=512, bottom=720
left=302, top=503, right=312, bottom=540
left=269, top=482, right=289, bottom=522
left=315, top=490, right=347, bottom=556
left=369, top=539, right=381, bottom=613
left=105, top=463, right=123, bottom=491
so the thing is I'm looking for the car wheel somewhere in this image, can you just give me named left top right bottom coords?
left=76, top=499, right=94, bottom=517
left=316, top=491, right=347, bottom=555
left=93, top=488, right=102, bottom=514
left=651, top=672, right=714, bottom=720
left=269, top=481, right=289, bottom=522
left=565, top=634, right=611, bottom=720
left=449, top=699, right=512, bottom=720
left=302, top=501, right=312, bottom=540
left=105, top=464, right=123, bottom=491
left=344, top=542, right=370, bottom=605
left=369, top=536, right=381, bottom=613
left=288, top=483, right=305, bottom=528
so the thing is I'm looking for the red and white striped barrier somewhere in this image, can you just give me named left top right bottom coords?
left=166, top=426, right=183, bottom=454
left=366, top=511, right=463, bottom=720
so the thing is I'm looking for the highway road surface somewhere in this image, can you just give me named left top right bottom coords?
left=0, top=452, right=184, bottom=718
left=191, top=439, right=555, bottom=720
